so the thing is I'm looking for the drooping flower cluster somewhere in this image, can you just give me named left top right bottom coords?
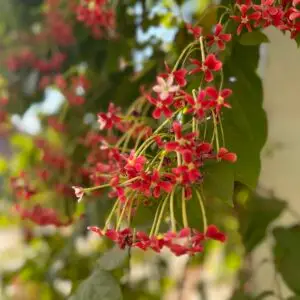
left=74, top=21, right=237, bottom=256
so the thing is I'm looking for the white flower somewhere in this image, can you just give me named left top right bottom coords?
left=72, top=186, right=84, bottom=202
left=152, top=75, right=179, bottom=100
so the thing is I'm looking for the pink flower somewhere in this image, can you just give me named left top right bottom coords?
left=152, top=75, right=180, bottom=100
left=72, top=185, right=84, bottom=202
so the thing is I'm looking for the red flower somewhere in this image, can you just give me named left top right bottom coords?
left=97, top=103, right=122, bottom=130
left=231, top=5, right=261, bottom=35
left=15, top=204, right=71, bottom=227
left=185, top=90, right=211, bottom=119
left=207, top=24, right=232, bottom=50
left=205, top=225, right=227, bottom=242
left=186, top=23, right=203, bottom=39
left=190, top=54, right=222, bottom=82
left=217, top=148, right=237, bottom=163
left=162, top=63, right=188, bottom=87
left=146, top=94, right=173, bottom=119
left=165, top=121, right=195, bottom=152
left=124, top=151, right=147, bottom=174
left=149, top=170, right=174, bottom=198
left=206, top=86, right=232, bottom=113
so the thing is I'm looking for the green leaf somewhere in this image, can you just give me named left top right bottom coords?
left=203, top=161, right=234, bottom=205
left=10, top=134, right=34, bottom=152
left=288, top=297, right=300, bottom=300
left=229, top=290, right=254, bottom=300
left=223, top=43, right=267, bottom=188
left=69, top=269, right=123, bottom=300
left=0, top=156, right=8, bottom=174
left=273, top=225, right=300, bottom=294
left=238, top=190, right=286, bottom=253
left=97, top=246, right=128, bottom=271
left=239, top=31, right=269, bottom=46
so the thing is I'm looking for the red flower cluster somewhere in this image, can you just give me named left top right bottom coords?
left=231, top=0, right=300, bottom=38
left=15, top=204, right=72, bottom=227
left=88, top=225, right=226, bottom=256
left=75, top=21, right=237, bottom=256
left=76, top=0, right=116, bottom=38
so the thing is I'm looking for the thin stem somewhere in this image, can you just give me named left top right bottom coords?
left=103, top=200, right=120, bottom=231
left=181, top=188, right=188, bottom=228
left=154, top=195, right=170, bottom=235
left=170, top=189, right=176, bottom=232
left=172, top=42, right=196, bottom=72
left=195, top=189, right=207, bottom=232
left=212, top=111, right=220, bottom=154
left=116, top=197, right=130, bottom=230
left=199, top=36, right=206, bottom=62
left=84, top=183, right=110, bottom=193
left=149, top=200, right=163, bottom=237
left=219, top=114, right=226, bottom=147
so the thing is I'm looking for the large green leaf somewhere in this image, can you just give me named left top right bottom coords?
left=273, top=225, right=300, bottom=294
left=239, top=31, right=269, bottom=46
left=203, top=161, right=234, bottom=206
left=238, top=189, right=286, bottom=253
left=97, top=246, right=128, bottom=271
left=69, top=269, right=123, bottom=300
left=223, top=43, right=267, bottom=188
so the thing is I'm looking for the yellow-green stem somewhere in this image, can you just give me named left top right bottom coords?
left=195, top=189, right=207, bottom=232
left=154, top=195, right=170, bottom=235
left=170, top=189, right=176, bottom=232
left=181, top=188, right=188, bottom=228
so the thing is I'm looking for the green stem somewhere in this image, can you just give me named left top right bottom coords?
left=103, top=200, right=120, bottom=231
left=195, top=189, right=207, bottom=232
left=172, top=42, right=196, bottom=72
left=149, top=200, right=163, bottom=237
left=116, top=197, right=130, bottom=230
left=84, top=183, right=110, bottom=193
left=181, top=188, right=188, bottom=228
left=154, top=195, right=170, bottom=235
left=199, top=36, right=206, bottom=62
left=170, top=189, right=176, bottom=232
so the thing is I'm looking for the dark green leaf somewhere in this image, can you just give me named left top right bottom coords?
left=97, top=246, right=128, bottom=271
left=223, top=43, right=267, bottom=188
left=229, top=290, right=254, bottom=300
left=239, top=31, right=269, bottom=46
left=238, top=189, right=286, bottom=253
left=203, top=161, right=234, bottom=205
left=69, top=269, right=123, bottom=300
left=273, top=225, right=300, bottom=294
left=287, top=297, right=300, bottom=300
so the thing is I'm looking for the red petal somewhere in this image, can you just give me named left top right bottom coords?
left=179, top=227, right=191, bottom=238
left=152, top=108, right=161, bottom=119
left=204, top=70, right=213, bottom=82
left=206, top=87, right=218, bottom=100
left=215, top=23, right=223, bottom=35
left=221, top=88, right=232, bottom=98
